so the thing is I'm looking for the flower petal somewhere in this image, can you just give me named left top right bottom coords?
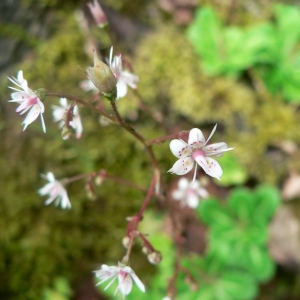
left=130, top=272, right=145, bottom=292
left=178, top=177, right=189, bottom=189
left=121, top=71, right=139, bottom=89
left=188, top=128, right=205, bottom=146
left=203, top=142, right=232, bottom=157
left=187, top=193, right=199, bottom=208
left=22, top=105, right=42, bottom=130
left=118, top=272, right=133, bottom=296
left=169, top=139, right=190, bottom=158
left=204, top=157, right=223, bottom=180
left=197, top=187, right=209, bottom=198
left=116, top=80, right=128, bottom=98
left=168, top=157, right=194, bottom=175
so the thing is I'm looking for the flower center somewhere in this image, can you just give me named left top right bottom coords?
left=192, top=149, right=205, bottom=161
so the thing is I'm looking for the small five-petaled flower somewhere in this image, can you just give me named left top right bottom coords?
left=172, top=177, right=208, bottom=208
left=168, top=125, right=233, bottom=180
left=38, top=172, right=71, bottom=209
left=52, top=98, right=83, bottom=139
left=109, top=47, right=139, bottom=99
left=94, top=263, right=145, bottom=298
left=8, top=70, right=46, bottom=132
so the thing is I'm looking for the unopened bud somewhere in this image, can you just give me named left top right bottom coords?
left=61, top=126, right=73, bottom=140
left=122, top=236, right=131, bottom=249
left=86, top=50, right=117, bottom=100
left=87, top=0, right=108, bottom=28
left=142, top=246, right=152, bottom=255
left=85, top=182, right=96, bottom=200
left=99, top=115, right=112, bottom=126
left=94, top=175, right=103, bottom=186
left=147, top=251, right=162, bottom=265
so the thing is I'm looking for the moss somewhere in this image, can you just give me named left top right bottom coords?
left=134, top=24, right=300, bottom=183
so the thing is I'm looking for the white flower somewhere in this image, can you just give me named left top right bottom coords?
left=172, top=178, right=208, bottom=208
left=52, top=98, right=83, bottom=139
left=168, top=125, right=234, bottom=180
left=162, top=297, right=172, bottom=300
left=8, top=70, right=46, bottom=132
left=94, top=263, right=145, bottom=298
left=109, top=47, right=139, bottom=99
left=38, top=172, right=71, bottom=209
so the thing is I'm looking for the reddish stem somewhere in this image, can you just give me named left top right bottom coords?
left=46, top=91, right=116, bottom=122
left=146, top=131, right=189, bottom=146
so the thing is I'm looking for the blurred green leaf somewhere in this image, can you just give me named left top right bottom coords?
left=217, top=153, right=248, bottom=186
left=228, top=188, right=254, bottom=220
left=187, top=7, right=223, bottom=75
left=198, top=199, right=233, bottom=228
left=218, top=270, right=257, bottom=300
left=274, top=4, right=300, bottom=56
left=253, top=185, right=280, bottom=222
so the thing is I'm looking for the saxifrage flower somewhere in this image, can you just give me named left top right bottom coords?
left=168, top=125, right=233, bottom=180
left=52, top=98, right=83, bottom=139
left=109, top=47, right=139, bottom=99
left=8, top=70, right=46, bottom=132
left=38, top=172, right=71, bottom=209
left=172, top=177, right=208, bottom=208
left=94, top=263, right=145, bottom=298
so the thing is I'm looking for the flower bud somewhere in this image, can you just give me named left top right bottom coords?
left=85, top=182, right=97, bottom=200
left=147, top=251, right=162, bottom=265
left=87, top=0, right=108, bottom=28
left=94, top=175, right=103, bottom=186
left=141, top=246, right=152, bottom=255
left=61, top=126, right=73, bottom=140
left=86, top=50, right=117, bottom=100
left=122, top=236, right=131, bottom=249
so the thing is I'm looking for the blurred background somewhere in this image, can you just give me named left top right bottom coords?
left=2, top=0, right=300, bottom=299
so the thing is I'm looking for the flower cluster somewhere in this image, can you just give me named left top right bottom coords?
left=7, top=24, right=234, bottom=298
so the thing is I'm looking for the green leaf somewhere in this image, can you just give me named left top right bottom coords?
left=253, top=185, right=280, bottom=221
left=228, top=188, right=255, bottom=221
left=198, top=199, right=233, bottom=228
left=187, top=7, right=224, bottom=75
left=219, top=270, right=258, bottom=300
left=231, top=244, right=275, bottom=282
left=275, top=4, right=300, bottom=57
left=217, top=153, right=247, bottom=186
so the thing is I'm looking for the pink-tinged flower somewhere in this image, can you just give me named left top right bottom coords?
left=87, top=0, right=107, bottom=28
left=8, top=70, right=46, bottom=132
left=172, top=178, right=208, bottom=208
left=52, top=98, right=83, bottom=139
left=168, top=125, right=234, bottom=180
left=94, top=263, right=145, bottom=298
left=38, top=172, right=71, bottom=209
left=109, top=47, right=139, bottom=99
